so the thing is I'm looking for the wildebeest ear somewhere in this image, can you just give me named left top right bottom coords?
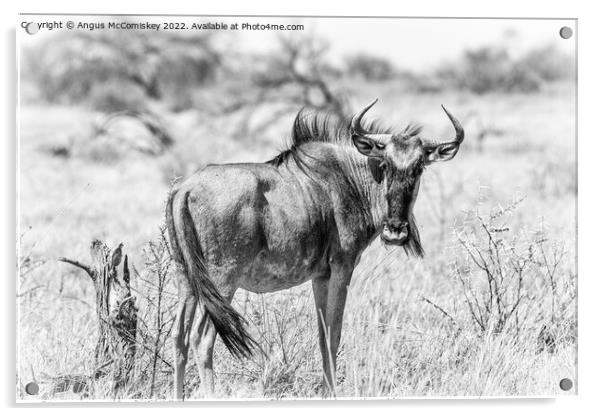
left=425, top=142, right=460, bottom=164
left=352, top=135, right=385, bottom=158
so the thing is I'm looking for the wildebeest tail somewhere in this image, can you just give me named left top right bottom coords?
left=166, top=187, right=257, bottom=359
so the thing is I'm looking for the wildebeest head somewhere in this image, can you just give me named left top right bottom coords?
left=350, top=99, right=464, bottom=248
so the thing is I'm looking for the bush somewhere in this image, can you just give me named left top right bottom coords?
left=88, top=81, right=148, bottom=113
left=438, top=47, right=541, bottom=94
left=518, top=45, right=575, bottom=82
left=446, top=198, right=575, bottom=349
left=344, top=53, right=396, bottom=81
left=435, top=44, right=573, bottom=94
left=21, top=30, right=221, bottom=111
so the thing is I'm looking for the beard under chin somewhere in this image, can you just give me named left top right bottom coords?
left=402, top=214, right=424, bottom=258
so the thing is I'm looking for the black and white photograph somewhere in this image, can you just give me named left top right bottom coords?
left=16, top=14, right=577, bottom=401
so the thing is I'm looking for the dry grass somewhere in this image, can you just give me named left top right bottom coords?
left=17, top=83, right=576, bottom=400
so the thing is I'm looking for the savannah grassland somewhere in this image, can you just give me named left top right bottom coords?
left=17, top=43, right=576, bottom=399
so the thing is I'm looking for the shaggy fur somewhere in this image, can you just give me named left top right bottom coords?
left=267, top=109, right=424, bottom=258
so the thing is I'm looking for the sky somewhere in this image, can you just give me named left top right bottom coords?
left=18, top=16, right=576, bottom=72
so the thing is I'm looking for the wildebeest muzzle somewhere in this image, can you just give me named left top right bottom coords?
left=381, top=218, right=409, bottom=246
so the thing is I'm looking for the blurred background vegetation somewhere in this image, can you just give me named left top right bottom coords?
left=21, top=30, right=574, bottom=111
left=19, top=29, right=575, bottom=170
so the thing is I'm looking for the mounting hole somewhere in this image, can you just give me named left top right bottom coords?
left=25, top=381, right=39, bottom=395
left=559, top=378, right=573, bottom=391
left=559, top=26, right=573, bottom=39
left=25, top=22, right=39, bottom=35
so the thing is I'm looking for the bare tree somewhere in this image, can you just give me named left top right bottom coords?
left=206, top=35, right=349, bottom=138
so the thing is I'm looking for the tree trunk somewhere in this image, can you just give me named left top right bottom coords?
left=59, top=240, right=137, bottom=392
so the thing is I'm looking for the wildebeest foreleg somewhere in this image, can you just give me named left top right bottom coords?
left=323, top=265, right=353, bottom=395
left=312, top=275, right=330, bottom=392
left=173, top=286, right=197, bottom=400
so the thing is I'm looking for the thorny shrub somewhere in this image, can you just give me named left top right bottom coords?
left=445, top=198, right=576, bottom=352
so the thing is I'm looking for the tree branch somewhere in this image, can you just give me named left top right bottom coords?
left=58, top=257, right=95, bottom=280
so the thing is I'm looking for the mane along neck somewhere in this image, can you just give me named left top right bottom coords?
left=333, top=145, right=387, bottom=233
left=279, top=141, right=387, bottom=236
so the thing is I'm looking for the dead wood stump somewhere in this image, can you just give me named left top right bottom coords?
left=59, top=240, right=137, bottom=392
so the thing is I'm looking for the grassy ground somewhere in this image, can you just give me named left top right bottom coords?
left=17, top=82, right=576, bottom=400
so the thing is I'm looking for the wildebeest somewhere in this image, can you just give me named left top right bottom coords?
left=166, top=99, right=464, bottom=399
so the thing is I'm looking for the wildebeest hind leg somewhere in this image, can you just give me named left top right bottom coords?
left=173, top=284, right=197, bottom=400
left=191, top=306, right=218, bottom=397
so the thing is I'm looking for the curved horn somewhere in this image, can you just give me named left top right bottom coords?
left=424, top=105, right=465, bottom=147
left=441, top=105, right=464, bottom=144
left=350, top=99, right=393, bottom=141
left=351, top=98, right=378, bottom=136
